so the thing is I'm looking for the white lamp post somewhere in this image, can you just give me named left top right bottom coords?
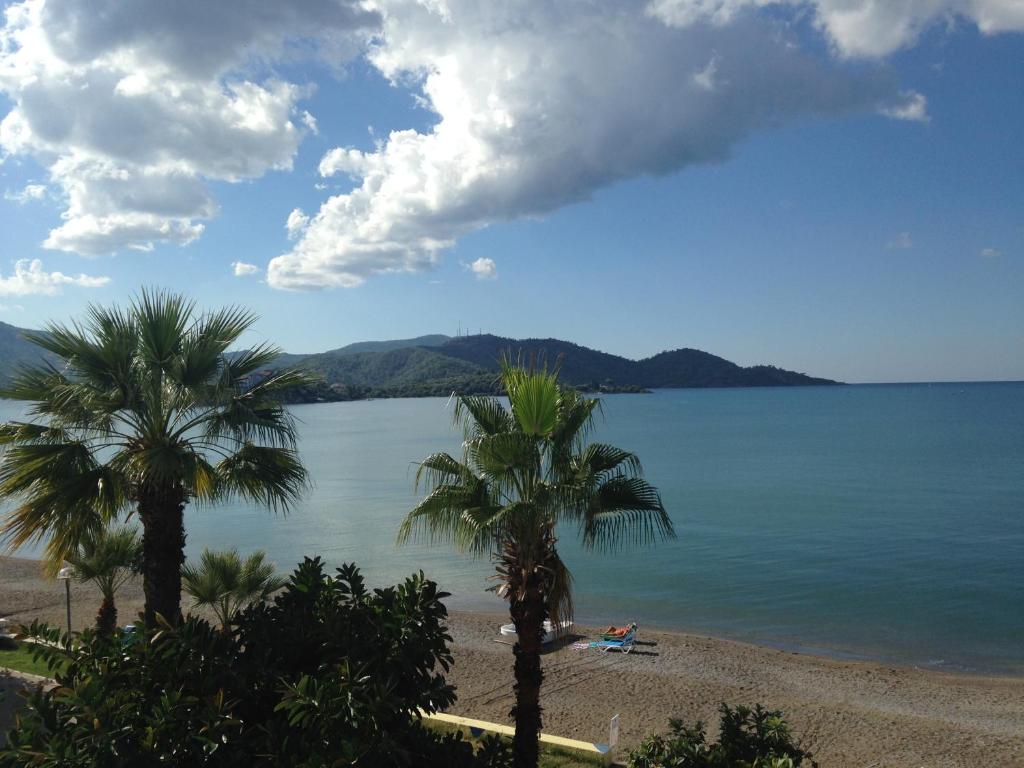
left=57, top=566, right=72, bottom=634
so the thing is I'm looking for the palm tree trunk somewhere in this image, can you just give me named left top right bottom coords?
left=96, top=595, right=117, bottom=637
left=138, top=483, right=187, bottom=627
left=509, top=568, right=545, bottom=768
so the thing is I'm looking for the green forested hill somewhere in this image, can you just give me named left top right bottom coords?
left=0, top=319, right=839, bottom=400
left=287, top=334, right=840, bottom=399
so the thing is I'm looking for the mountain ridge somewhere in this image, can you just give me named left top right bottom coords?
left=0, top=321, right=840, bottom=401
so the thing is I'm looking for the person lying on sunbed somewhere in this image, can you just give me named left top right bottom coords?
left=600, top=622, right=636, bottom=639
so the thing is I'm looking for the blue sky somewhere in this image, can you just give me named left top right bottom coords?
left=0, top=1, right=1021, bottom=383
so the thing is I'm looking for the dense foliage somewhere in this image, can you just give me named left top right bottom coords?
left=627, top=704, right=816, bottom=768
left=0, top=558, right=509, bottom=768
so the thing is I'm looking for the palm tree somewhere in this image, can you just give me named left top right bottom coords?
left=67, top=525, right=141, bottom=636
left=0, top=290, right=310, bottom=626
left=399, top=361, right=674, bottom=768
left=182, top=548, right=284, bottom=629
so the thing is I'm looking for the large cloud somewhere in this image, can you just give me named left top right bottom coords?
left=647, top=0, right=1024, bottom=57
left=0, top=0, right=378, bottom=255
left=269, top=0, right=933, bottom=289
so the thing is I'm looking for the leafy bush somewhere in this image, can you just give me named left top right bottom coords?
left=627, top=704, right=816, bottom=768
left=0, top=558, right=509, bottom=768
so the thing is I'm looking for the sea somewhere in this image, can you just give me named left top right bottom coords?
left=4, top=382, right=1023, bottom=674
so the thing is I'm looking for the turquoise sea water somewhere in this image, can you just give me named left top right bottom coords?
left=5, top=383, right=1023, bottom=673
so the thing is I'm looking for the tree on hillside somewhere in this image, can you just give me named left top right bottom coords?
left=0, top=290, right=310, bottom=626
left=400, top=360, right=674, bottom=768
left=67, top=525, right=141, bottom=636
left=183, top=548, right=284, bottom=630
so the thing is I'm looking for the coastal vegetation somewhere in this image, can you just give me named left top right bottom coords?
left=0, top=559, right=510, bottom=767
left=66, top=525, right=141, bottom=636
left=627, top=705, right=816, bottom=768
left=0, top=291, right=311, bottom=626
left=182, top=548, right=284, bottom=630
left=399, top=361, right=674, bottom=768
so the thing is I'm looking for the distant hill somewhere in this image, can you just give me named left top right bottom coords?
left=436, top=335, right=838, bottom=389
left=282, top=333, right=839, bottom=400
left=0, top=322, right=839, bottom=400
left=0, top=321, right=56, bottom=378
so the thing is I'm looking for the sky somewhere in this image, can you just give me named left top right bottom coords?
left=0, top=0, right=1021, bottom=384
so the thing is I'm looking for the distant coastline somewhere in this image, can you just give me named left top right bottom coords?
left=256, top=332, right=842, bottom=404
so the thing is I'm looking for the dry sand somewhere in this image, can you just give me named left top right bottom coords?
left=2, top=555, right=1022, bottom=766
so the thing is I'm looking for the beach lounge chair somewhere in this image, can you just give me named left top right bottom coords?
left=573, top=625, right=637, bottom=653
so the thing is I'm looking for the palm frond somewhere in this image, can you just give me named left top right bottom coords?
left=580, top=477, right=674, bottom=552
left=0, top=458, right=129, bottom=575
left=414, top=451, right=472, bottom=492
left=501, top=363, right=560, bottom=437
left=214, top=444, right=308, bottom=513
left=453, top=394, right=513, bottom=438
left=397, top=480, right=503, bottom=555
left=571, top=443, right=642, bottom=482
left=465, top=431, right=539, bottom=482
left=201, top=392, right=300, bottom=449
left=224, top=343, right=286, bottom=383
left=133, top=288, right=193, bottom=369
left=551, top=389, right=600, bottom=455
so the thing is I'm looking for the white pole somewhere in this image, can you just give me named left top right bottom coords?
left=607, top=714, right=620, bottom=764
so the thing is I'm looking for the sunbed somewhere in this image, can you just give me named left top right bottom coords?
left=573, top=625, right=637, bottom=653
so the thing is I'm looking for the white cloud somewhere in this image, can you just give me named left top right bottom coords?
left=467, top=257, right=497, bottom=280
left=269, top=2, right=926, bottom=289
left=646, top=1, right=1024, bottom=57
left=0, top=0, right=378, bottom=255
left=3, top=183, right=47, bottom=204
left=232, top=260, right=260, bottom=277
left=285, top=208, right=310, bottom=239
left=880, top=91, right=929, bottom=122
left=980, top=247, right=1002, bottom=258
left=887, top=232, right=914, bottom=250
left=0, top=258, right=109, bottom=295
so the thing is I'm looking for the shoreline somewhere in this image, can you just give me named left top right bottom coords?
left=439, top=594, right=1024, bottom=679
left=3, top=555, right=1023, bottom=765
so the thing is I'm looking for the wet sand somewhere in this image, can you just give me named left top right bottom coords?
left=2, top=556, right=1022, bottom=765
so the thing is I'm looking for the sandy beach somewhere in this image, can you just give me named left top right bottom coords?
left=2, top=555, right=1022, bottom=766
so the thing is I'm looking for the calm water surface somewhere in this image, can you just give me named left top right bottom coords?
left=5, top=383, right=1023, bottom=673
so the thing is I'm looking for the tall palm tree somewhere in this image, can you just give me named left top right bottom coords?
left=399, top=361, right=674, bottom=768
left=67, top=525, right=141, bottom=636
left=182, top=548, right=283, bottom=630
left=0, top=290, right=310, bottom=626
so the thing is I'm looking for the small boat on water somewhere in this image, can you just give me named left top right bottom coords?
left=499, top=619, right=572, bottom=644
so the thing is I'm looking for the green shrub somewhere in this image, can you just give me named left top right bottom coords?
left=627, top=704, right=815, bottom=768
left=0, top=557, right=510, bottom=768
